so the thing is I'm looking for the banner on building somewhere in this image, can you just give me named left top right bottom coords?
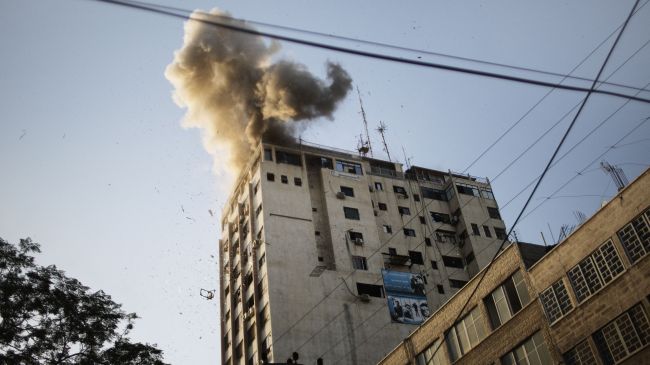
left=381, top=269, right=429, bottom=325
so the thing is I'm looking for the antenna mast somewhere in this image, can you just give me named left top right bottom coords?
left=356, top=87, right=373, bottom=157
left=377, top=121, right=391, bottom=161
left=600, top=161, right=629, bottom=191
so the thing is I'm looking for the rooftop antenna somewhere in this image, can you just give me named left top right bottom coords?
left=600, top=161, right=629, bottom=191
left=377, top=121, right=392, bottom=161
left=356, top=87, right=373, bottom=157
left=401, top=145, right=413, bottom=170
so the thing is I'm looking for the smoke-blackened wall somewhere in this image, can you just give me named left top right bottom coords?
left=165, top=9, right=352, bottom=171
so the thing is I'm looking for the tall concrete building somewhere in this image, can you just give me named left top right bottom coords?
left=379, top=168, right=650, bottom=365
left=219, top=141, right=510, bottom=365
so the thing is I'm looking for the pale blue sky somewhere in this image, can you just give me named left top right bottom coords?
left=1, top=0, right=649, bottom=364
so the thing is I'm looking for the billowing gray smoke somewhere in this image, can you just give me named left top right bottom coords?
left=165, top=9, right=352, bottom=171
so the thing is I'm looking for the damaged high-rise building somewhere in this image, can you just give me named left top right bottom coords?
left=219, top=141, right=512, bottom=365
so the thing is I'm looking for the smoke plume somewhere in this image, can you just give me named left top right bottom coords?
left=165, top=9, right=352, bottom=171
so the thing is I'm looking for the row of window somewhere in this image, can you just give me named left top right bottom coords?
left=540, top=208, right=649, bottom=326
left=455, top=183, right=495, bottom=200
left=415, top=270, right=532, bottom=363
left=266, top=172, right=302, bottom=186
left=564, top=303, right=650, bottom=365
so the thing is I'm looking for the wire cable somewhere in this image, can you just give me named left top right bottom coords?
left=91, top=0, right=650, bottom=105
left=109, top=0, right=650, bottom=95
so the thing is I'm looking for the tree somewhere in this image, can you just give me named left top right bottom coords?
left=0, top=237, right=170, bottom=364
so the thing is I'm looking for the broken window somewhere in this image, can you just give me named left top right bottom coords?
left=449, top=279, right=468, bottom=289
left=421, top=187, right=447, bottom=201
left=430, top=211, right=451, bottom=224
left=393, top=185, right=408, bottom=197
left=356, top=283, right=384, bottom=298
left=351, top=256, right=368, bottom=270
left=349, top=231, right=364, bottom=244
left=275, top=150, right=301, bottom=166
left=456, top=183, right=480, bottom=197
left=487, top=207, right=501, bottom=220
left=403, top=228, right=416, bottom=237
left=335, top=160, right=363, bottom=175
left=442, top=255, right=464, bottom=268
left=409, top=250, right=424, bottom=265
left=263, top=148, right=273, bottom=161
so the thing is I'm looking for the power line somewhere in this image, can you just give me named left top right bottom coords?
left=462, top=1, right=650, bottom=173
left=91, top=0, right=650, bottom=105
left=421, top=0, right=641, bottom=361
left=104, top=0, right=650, bottom=95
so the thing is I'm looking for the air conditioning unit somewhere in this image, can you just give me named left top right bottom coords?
left=359, top=294, right=371, bottom=303
left=336, top=192, right=346, bottom=199
left=354, top=238, right=364, bottom=245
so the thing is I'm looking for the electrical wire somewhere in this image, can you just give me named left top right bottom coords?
left=91, top=0, right=650, bottom=105
left=102, top=0, right=650, bottom=95
left=420, top=0, right=641, bottom=361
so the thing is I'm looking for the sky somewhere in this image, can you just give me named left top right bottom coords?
left=1, top=0, right=649, bottom=364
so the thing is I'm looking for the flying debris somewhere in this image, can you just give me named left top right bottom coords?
left=208, top=209, right=214, bottom=217
left=200, top=289, right=215, bottom=300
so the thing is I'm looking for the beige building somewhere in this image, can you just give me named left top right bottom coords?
left=219, top=141, right=511, bottom=365
left=379, top=168, right=650, bottom=365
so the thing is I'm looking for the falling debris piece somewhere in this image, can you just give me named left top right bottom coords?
left=185, top=216, right=195, bottom=222
left=18, top=130, right=26, bottom=140
left=200, top=288, right=215, bottom=300
left=181, top=205, right=185, bottom=213
left=208, top=209, right=214, bottom=217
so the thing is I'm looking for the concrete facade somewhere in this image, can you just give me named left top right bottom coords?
left=379, top=169, right=650, bottom=365
left=219, top=141, right=511, bottom=365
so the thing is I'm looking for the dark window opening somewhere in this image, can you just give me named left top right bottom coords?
left=404, top=228, right=416, bottom=237
left=275, top=150, right=302, bottom=166
left=430, top=211, right=451, bottom=223
left=356, top=283, right=384, bottom=298
left=437, top=284, right=445, bottom=294
left=349, top=231, right=364, bottom=244
left=352, top=256, right=368, bottom=270
left=495, top=227, right=507, bottom=240
left=281, top=175, right=288, bottom=184
left=442, top=255, right=464, bottom=268
left=340, top=186, right=355, bottom=197
left=294, top=177, right=302, bottom=186
left=471, top=223, right=480, bottom=236
left=343, top=207, right=360, bottom=220
left=425, top=237, right=432, bottom=246
left=266, top=173, right=275, bottom=182
left=465, top=251, right=475, bottom=264
left=315, top=231, right=320, bottom=236
left=393, top=185, right=408, bottom=197
left=388, top=247, right=397, bottom=255
left=409, top=251, right=424, bottom=265
left=398, top=206, right=411, bottom=215
left=488, top=207, right=502, bottom=220
left=264, top=148, right=273, bottom=161
left=483, top=225, right=492, bottom=238
left=378, top=202, right=387, bottom=211
left=421, top=187, right=448, bottom=201
left=456, top=183, right=480, bottom=196
left=336, top=160, right=363, bottom=175
left=383, top=225, right=392, bottom=234
left=419, top=216, right=426, bottom=224
left=449, top=279, right=468, bottom=289
left=413, top=194, right=421, bottom=202
left=431, top=260, right=438, bottom=270
left=374, top=182, right=383, bottom=191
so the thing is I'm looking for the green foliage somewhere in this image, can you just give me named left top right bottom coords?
left=0, top=237, right=169, bottom=364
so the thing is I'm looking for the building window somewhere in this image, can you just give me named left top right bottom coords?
left=487, top=207, right=501, bottom=219
left=266, top=173, right=275, bottom=182
left=393, top=185, right=408, bottom=197
left=471, top=223, right=480, bottom=236
left=435, top=231, right=457, bottom=244
left=294, top=177, right=302, bottom=186
left=349, top=231, right=364, bottom=245
left=563, top=340, right=597, bottom=365
left=415, top=338, right=444, bottom=365
left=409, top=251, right=424, bottom=265
left=592, top=303, right=650, bottom=365
left=404, top=228, right=416, bottom=237
left=456, top=183, right=480, bottom=197
left=445, top=306, right=487, bottom=361
left=494, top=227, right=507, bottom=240
left=378, top=202, right=387, bottom=211
left=258, top=253, right=266, bottom=269
left=413, top=194, right=421, bottom=202
left=356, top=283, right=384, bottom=298
left=540, top=279, right=574, bottom=324
left=431, top=260, right=438, bottom=270
left=340, top=186, right=355, bottom=197
left=398, top=206, right=411, bottom=215
left=430, top=212, right=451, bottom=224
left=275, top=150, right=301, bottom=166
left=567, top=240, right=625, bottom=304
left=425, top=237, right=432, bottom=246
left=343, top=207, right=360, bottom=220
left=374, top=182, right=383, bottom=191
left=264, top=148, right=273, bottom=161
left=383, top=225, right=392, bottom=234
left=617, top=209, right=650, bottom=264
left=256, top=204, right=262, bottom=217
left=437, top=285, right=445, bottom=294
left=449, top=279, right=468, bottom=289
left=481, top=189, right=495, bottom=200
left=442, top=255, right=464, bottom=268
left=352, top=256, right=368, bottom=270
left=253, top=181, right=260, bottom=194
left=388, top=247, right=397, bottom=255
left=336, top=160, right=363, bottom=175
left=421, top=187, right=447, bottom=201
left=235, top=341, right=243, bottom=359
left=465, top=252, right=475, bottom=265
left=281, top=175, right=288, bottom=184
left=483, top=225, right=492, bottom=238
left=484, top=271, right=531, bottom=329
left=501, top=331, right=552, bottom=365
left=419, top=216, right=426, bottom=224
